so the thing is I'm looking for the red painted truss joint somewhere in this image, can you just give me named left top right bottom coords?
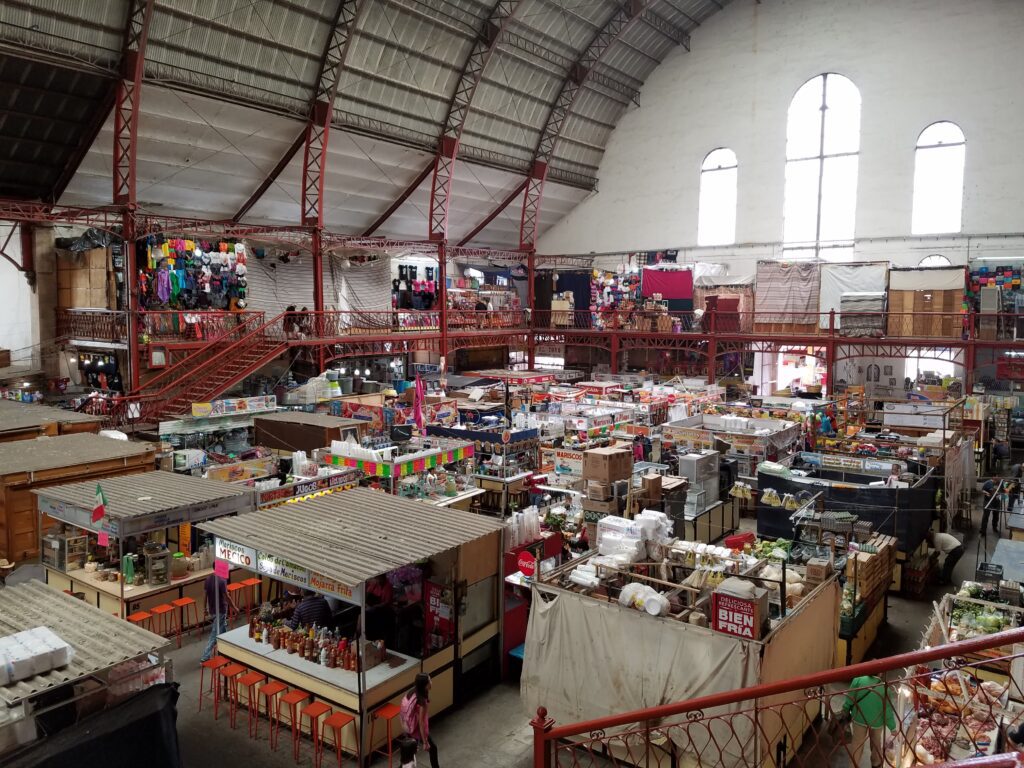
left=439, top=135, right=459, bottom=158
left=311, top=100, right=332, bottom=125
left=569, top=63, right=588, bottom=85
left=529, top=161, right=549, bottom=181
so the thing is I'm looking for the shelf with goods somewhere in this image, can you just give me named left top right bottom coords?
left=663, top=413, right=802, bottom=481
left=446, top=284, right=521, bottom=327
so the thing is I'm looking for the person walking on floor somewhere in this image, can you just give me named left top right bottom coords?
left=401, top=673, right=439, bottom=768
left=840, top=673, right=896, bottom=768
left=926, top=529, right=965, bottom=586
left=200, top=571, right=238, bottom=663
left=981, top=477, right=1004, bottom=536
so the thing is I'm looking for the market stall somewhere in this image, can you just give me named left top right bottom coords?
left=0, top=580, right=171, bottom=762
left=0, top=400, right=102, bottom=443
left=254, top=411, right=368, bottom=453
left=197, top=489, right=505, bottom=757
left=37, top=470, right=255, bottom=619
left=522, top=514, right=840, bottom=767
left=663, top=413, right=802, bottom=479
left=0, top=433, right=156, bottom=563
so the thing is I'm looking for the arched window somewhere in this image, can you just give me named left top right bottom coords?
left=919, top=254, right=951, bottom=267
left=783, top=73, right=861, bottom=260
left=697, top=148, right=737, bottom=246
left=912, top=122, right=965, bottom=235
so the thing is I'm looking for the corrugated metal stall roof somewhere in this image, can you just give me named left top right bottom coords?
left=33, top=470, right=253, bottom=527
left=198, top=487, right=504, bottom=587
left=0, top=433, right=154, bottom=476
left=0, top=580, right=168, bottom=707
left=0, top=400, right=102, bottom=434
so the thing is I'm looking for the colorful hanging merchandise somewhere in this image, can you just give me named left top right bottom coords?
left=137, top=237, right=249, bottom=311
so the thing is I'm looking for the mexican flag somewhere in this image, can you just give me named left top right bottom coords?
left=92, top=483, right=107, bottom=523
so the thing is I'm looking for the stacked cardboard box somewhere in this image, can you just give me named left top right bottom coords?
left=57, top=247, right=113, bottom=310
left=804, top=557, right=831, bottom=588
left=582, top=447, right=632, bottom=518
left=845, top=535, right=897, bottom=604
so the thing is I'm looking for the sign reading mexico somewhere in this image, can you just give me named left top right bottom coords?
left=215, top=538, right=256, bottom=568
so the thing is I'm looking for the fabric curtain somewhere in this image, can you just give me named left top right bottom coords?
left=641, top=268, right=694, bottom=299
left=754, top=262, right=821, bottom=324
left=818, top=263, right=888, bottom=328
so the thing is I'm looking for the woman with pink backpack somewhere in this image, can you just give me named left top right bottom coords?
left=400, top=673, right=439, bottom=768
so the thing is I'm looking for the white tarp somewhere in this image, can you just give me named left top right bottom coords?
left=818, top=263, right=889, bottom=328
left=522, top=585, right=760, bottom=765
left=694, top=274, right=754, bottom=288
left=889, top=266, right=966, bottom=291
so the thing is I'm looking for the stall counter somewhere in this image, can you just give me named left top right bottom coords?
left=990, top=539, right=1024, bottom=582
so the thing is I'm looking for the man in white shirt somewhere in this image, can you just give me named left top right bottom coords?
left=926, top=529, right=964, bottom=586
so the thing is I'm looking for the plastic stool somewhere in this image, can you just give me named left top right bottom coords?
left=256, top=680, right=288, bottom=741
left=226, top=582, right=247, bottom=623
left=215, top=663, right=247, bottom=725
left=321, top=710, right=357, bottom=768
left=198, top=656, right=230, bottom=712
left=299, top=701, right=331, bottom=765
left=171, top=596, right=200, bottom=640
left=369, top=703, right=402, bottom=768
left=275, top=689, right=310, bottom=756
left=149, top=603, right=175, bottom=638
left=236, top=670, right=265, bottom=735
left=126, top=610, right=152, bottom=631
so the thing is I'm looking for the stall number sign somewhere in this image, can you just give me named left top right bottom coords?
left=216, top=538, right=256, bottom=568
left=712, top=592, right=759, bottom=640
left=258, top=553, right=308, bottom=586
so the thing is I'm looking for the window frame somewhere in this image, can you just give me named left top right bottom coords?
left=911, top=121, right=966, bottom=236
left=697, top=148, right=739, bottom=247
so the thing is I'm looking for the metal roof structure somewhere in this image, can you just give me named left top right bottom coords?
left=198, top=486, right=504, bottom=587
left=0, top=579, right=168, bottom=707
left=0, top=0, right=731, bottom=246
left=0, top=399, right=102, bottom=435
left=0, top=432, right=154, bottom=476
left=33, top=470, right=254, bottom=536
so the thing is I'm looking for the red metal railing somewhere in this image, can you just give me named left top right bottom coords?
left=56, top=308, right=129, bottom=344
left=531, top=626, right=1024, bottom=767
left=138, top=310, right=264, bottom=343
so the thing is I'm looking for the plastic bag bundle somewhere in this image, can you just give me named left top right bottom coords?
left=760, top=488, right=782, bottom=507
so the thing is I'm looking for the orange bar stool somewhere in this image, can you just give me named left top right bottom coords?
left=236, top=669, right=265, bottom=734
left=149, top=603, right=175, bottom=640
left=369, top=703, right=402, bottom=768
left=171, top=596, right=200, bottom=640
left=255, top=679, right=288, bottom=741
left=241, top=577, right=262, bottom=618
left=198, top=656, right=230, bottom=712
left=226, top=582, right=247, bottom=624
left=126, top=610, right=153, bottom=631
left=214, top=663, right=247, bottom=725
left=275, top=689, right=310, bottom=756
left=321, top=711, right=357, bottom=768
left=299, top=701, right=332, bottom=765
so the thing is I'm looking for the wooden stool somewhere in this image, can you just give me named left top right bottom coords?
left=126, top=610, right=153, bottom=631
left=321, top=711, right=357, bottom=768
left=214, top=663, right=247, bottom=725
left=171, top=596, right=200, bottom=640
left=369, top=702, right=402, bottom=768
left=275, top=689, right=310, bottom=755
left=236, top=670, right=265, bottom=735
left=299, top=701, right=332, bottom=765
left=149, top=603, right=175, bottom=639
left=198, top=656, right=230, bottom=712
left=256, top=680, right=288, bottom=741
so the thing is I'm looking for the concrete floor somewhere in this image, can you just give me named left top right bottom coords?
left=169, top=507, right=990, bottom=768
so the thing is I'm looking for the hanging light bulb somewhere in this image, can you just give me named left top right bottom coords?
left=339, top=367, right=347, bottom=374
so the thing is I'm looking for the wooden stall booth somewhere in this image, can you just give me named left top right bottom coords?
left=198, top=488, right=505, bottom=759
left=0, top=580, right=171, bottom=763
left=0, top=433, right=155, bottom=563
left=254, top=411, right=369, bottom=454
left=37, top=471, right=256, bottom=619
left=0, top=400, right=102, bottom=443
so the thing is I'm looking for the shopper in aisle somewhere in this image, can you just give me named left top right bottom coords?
left=200, top=572, right=238, bottom=663
left=840, top=673, right=895, bottom=768
left=286, top=589, right=332, bottom=630
left=981, top=477, right=1004, bottom=535
left=926, top=529, right=965, bottom=586
left=401, top=672, right=439, bottom=768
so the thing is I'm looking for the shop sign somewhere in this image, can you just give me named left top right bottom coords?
left=215, top=538, right=256, bottom=568
left=820, top=454, right=865, bottom=471
left=308, top=571, right=363, bottom=605
left=712, top=592, right=760, bottom=640
left=257, top=553, right=308, bottom=585
left=517, top=551, right=536, bottom=578
left=192, top=394, right=277, bottom=419
left=543, top=448, right=583, bottom=476
left=424, top=581, right=454, bottom=654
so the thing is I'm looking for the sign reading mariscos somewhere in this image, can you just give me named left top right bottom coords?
left=258, top=553, right=308, bottom=586
left=215, top=537, right=256, bottom=567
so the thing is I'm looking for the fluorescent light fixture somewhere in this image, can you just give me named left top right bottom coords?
left=975, top=256, right=1024, bottom=261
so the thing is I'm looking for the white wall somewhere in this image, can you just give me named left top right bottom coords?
left=538, top=0, right=1024, bottom=274
left=0, top=228, right=35, bottom=367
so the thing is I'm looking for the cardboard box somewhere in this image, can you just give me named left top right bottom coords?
left=582, top=496, right=620, bottom=515
left=587, top=480, right=611, bottom=501
left=805, top=558, right=830, bottom=584
left=583, top=447, right=633, bottom=483
left=641, top=473, right=662, bottom=501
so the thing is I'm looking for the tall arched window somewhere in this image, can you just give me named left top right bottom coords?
left=697, top=148, right=737, bottom=246
left=783, top=73, right=861, bottom=260
left=912, top=122, right=965, bottom=235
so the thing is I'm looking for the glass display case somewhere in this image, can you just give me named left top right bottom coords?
left=40, top=531, right=88, bottom=573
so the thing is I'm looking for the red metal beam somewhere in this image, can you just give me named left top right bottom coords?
left=232, top=131, right=304, bottom=222
left=360, top=159, right=433, bottom=237
left=428, top=0, right=520, bottom=241
left=519, top=0, right=655, bottom=249
left=112, top=0, right=155, bottom=207
left=456, top=178, right=527, bottom=246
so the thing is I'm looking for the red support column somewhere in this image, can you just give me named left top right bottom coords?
left=438, top=241, right=448, bottom=364
left=112, top=0, right=155, bottom=207
left=965, top=340, right=976, bottom=395
left=312, top=230, right=325, bottom=371
left=18, top=222, right=34, bottom=284
left=706, top=309, right=717, bottom=384
left=610, top=334, right=620, bottom=374
left=123, top=210, right=140, bottom=391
